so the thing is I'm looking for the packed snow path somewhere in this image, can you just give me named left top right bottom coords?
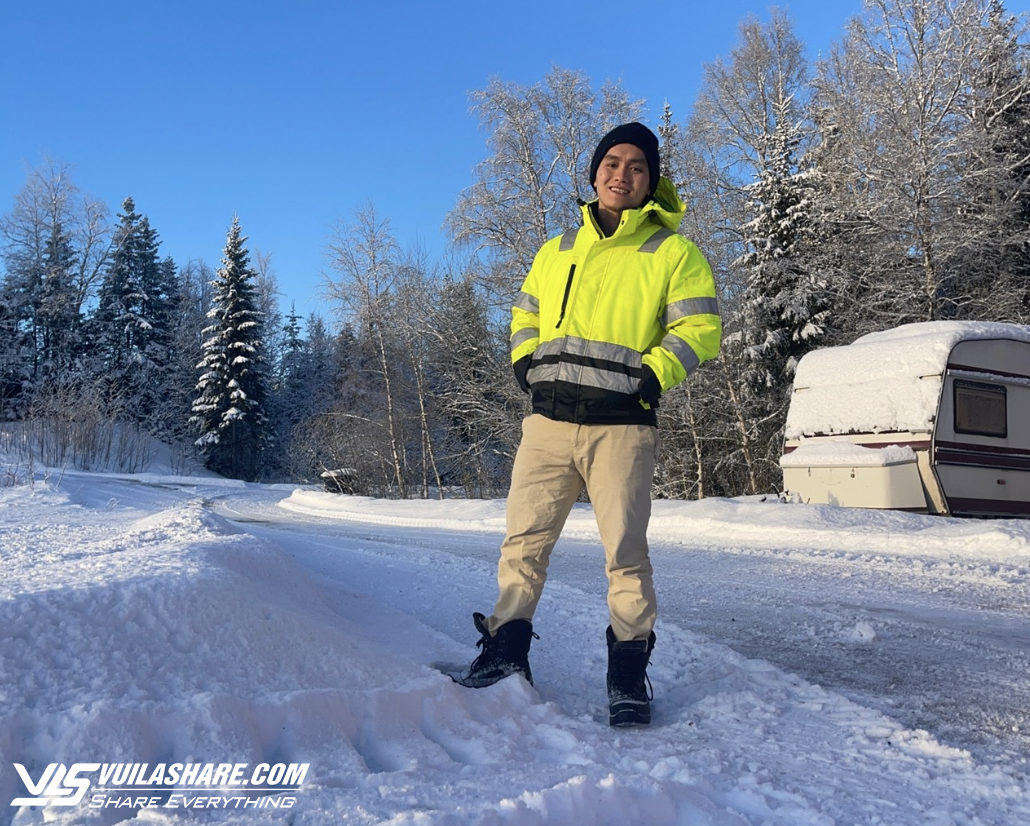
left=2, top=471, right=1028, bottom=825
left=218, top=487, right=1030, bottom=770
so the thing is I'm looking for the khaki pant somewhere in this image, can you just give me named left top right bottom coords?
left=487, top=414, right=659, bottom=642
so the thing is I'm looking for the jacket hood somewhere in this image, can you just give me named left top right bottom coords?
left=582, top=176, right=686, bottom=234
left=647, top=177, right=686, bottom=231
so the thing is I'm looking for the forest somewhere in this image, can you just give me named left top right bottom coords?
left=2, top=0, right=1028, bottom=498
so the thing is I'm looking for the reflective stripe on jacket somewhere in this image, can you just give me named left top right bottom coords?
left=510, top=176, right=722, bottom=426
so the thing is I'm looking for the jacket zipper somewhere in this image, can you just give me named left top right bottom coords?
left=556, top=264, right=576, bottom=328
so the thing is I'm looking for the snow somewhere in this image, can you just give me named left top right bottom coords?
left=778, top=441, right=917, bottom=468
left=2, top=457, right=1030, bottom=824
left=785, top=320, right=1030, bottom=439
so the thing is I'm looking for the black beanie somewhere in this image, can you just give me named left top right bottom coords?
left=589, top=122, right=661, bottom=198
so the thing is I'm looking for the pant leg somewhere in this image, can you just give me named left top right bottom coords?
left=576, top=424, right=658, bottom=642
left=487, top=415, right=584, bottom=634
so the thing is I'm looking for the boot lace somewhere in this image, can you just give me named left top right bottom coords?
left=469, top=626, right=538, bottom=674
left=468, top=633, right=499, bottom=673
left=610, top=653, right=653, bottom=701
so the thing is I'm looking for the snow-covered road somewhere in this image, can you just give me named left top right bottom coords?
left=4, top=471, right=1029, bottom=824
left=214, top=487, right=1030, bottom=770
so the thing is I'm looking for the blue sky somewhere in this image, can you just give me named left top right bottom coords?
left=3, top=1, right=1027, bottom=318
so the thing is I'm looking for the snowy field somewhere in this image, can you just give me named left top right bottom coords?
left=2, top=462, right=1029, bottom=825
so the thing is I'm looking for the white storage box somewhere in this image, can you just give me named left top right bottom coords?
left=780, top=442, right=926, bottom=510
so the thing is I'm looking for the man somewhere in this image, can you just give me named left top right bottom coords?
left=457, top=122, right=722, bottom=726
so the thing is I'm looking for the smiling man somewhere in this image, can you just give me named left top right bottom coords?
left=457, top=122, right=722, bottom=727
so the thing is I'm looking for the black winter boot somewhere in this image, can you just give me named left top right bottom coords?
left=456, top=612, right=538, bottom=688
left=606, top=626, right=655, bottom=727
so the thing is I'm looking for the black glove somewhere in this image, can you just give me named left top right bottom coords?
left=639, top=365, right=661, bottom=407
left=513, top=355, right=531, bottom=394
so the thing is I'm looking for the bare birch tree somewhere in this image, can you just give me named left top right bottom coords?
left=447, top=66, right=644, bottom=308
left=958, top=0, right=1030, bottom=321
left=324, top=203, right=409, bottom=497
left=809, top=0, right=1025, bottom=333
left=394, top=244, right=444, bottom=498
left=0, top=158, right=111, bottom=395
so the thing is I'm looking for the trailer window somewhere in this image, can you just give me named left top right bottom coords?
left=953, top=379, right=1007, bottom=438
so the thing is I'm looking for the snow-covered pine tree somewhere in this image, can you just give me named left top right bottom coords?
left=264, top=303, right=314, bottom=480
left=656, top=101, right=689, bottom=189
left=0, top=284, right=31, bottom=421
left=686, top=8, right=814, bottom=495
left=737, top=109, right=827, bottom=394
left=190, top=216, right=270, bottom=481
left=731, top=114, right=830, bottom=495
left=277, top=302, right=306, bottom=393
left=158, top=259, right=212, bottom=464
left=89, top=197, right=173, bottom=421
left=38, top=217, right=83, bottom=378
left=142, top=255, right=188, bottom=438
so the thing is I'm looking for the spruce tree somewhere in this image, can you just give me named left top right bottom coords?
left=263, top=303, right=309, bottom=480
left=737, top=113, right=827, bottom=393
left=687, top=9, right=813, bottom=495
left=0, top=285, right=31, bottom=420
left=160, top=260, right=213, bottom=458
left=90, top=197, right=171, bottom=419
left=39, top=219, right=82, bottom=378
left=190, top=216, right=269, bottom=481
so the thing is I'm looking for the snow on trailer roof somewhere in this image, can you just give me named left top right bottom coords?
left=785, top=321, right=1030, bottom=439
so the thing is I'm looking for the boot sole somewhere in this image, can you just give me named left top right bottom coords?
left=609, top=703, right=651, bottom=727
left=431, top=661, right=532, bottom=688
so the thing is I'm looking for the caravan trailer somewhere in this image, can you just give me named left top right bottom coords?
left=781, top=321, right=1030, bottom=517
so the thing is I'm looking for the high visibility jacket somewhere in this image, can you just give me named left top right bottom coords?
left=511, top=177, right=722, bottom=426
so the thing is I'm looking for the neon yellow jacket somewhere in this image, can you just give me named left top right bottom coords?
left=511, top=177, right=721, bottom=425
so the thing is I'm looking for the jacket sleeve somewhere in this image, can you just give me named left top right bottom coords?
left=510, top=257, right=543, bottom=365
left=641, top=241, right=722, bottom=391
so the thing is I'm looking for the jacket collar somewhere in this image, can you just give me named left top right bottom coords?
left=581, top=176, right=686, bottom=238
